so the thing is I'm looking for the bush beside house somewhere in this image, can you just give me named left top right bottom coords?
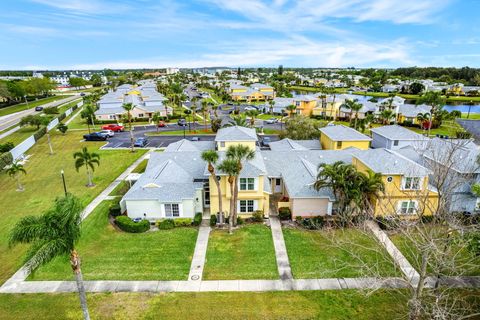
left=115, top=216, right=150, bottom=233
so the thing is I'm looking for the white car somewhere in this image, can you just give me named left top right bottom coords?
left=99, top=129, right=114, bottom=137
left=264, top=118, right=279, bottom=124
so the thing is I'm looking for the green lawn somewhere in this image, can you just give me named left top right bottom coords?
left=0, top=289, right=415, bottom=320
left=0, top=95, right=73, bottom=117
left=132, top=159, right=148, bottom=173
left=29, top=201, right=198, bottom=281
left=257, top=114, right=283, bottom=120
left=352, top=91, right=480, bottom=102
left=408, top=120, right=463, bottom=136
left=0, top=126, right=38, bottom=146
left=389, top=226, right=480, bottom=276
left=203, top=225, right=278, bottom=280
left=460, top=113, right=480, bottom=120
left=0, top=131, right=146, bottom=285
left=108, top=181, right=130, bottom=197
left=283, top=227, right=400, bottom=279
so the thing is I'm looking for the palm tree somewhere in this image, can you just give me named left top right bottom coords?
left=80, top=104, right=96, bottom=134
left=184, top=109, right=192, bottom=132
left=73, top=147, right=100, bottom=187
left=225, top=145, right=255, bottom=226
left=218, top=158, right=240, bottom=233
left=379, top=109, right=395, bottom=125
left=343, top=99, right=363, bottom=129
left=245, top=110, right=259, bottom=128
left=227, top=115, right=248, bottom=127
left=417, top=112, right=431, bottom=132
left=268, top=100, right=275, bottom=115
left=286, top=104, right=297, bottom=117
left=201, top=100, right=209, bottom=132
left=152, top=112, right=161, bottom=133
left=191, top=97, right=198, bottom=131
left=6, top=162, right=26, bottom=191
left=212, top=104, right=219, bottom=118
left=9, top=194, right=90, bottom=320
left=357, top=170, right=384, bottom=216
left=122, top=103, right=135, bottom=152
left=201, top=150, right=224, bottom=224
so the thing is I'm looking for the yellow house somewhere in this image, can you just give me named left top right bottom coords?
left=352, top=149, right=439, bottom=217
left=229, top=83, right=275, bottom=102
left=215, top=125, right=258, bottom=151
left=319, top=125, right=371, bottom=150
left=293, top=96, right=318, bottom=116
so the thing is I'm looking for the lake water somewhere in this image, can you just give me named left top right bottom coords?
left=292, top=90, right=480, bottom=114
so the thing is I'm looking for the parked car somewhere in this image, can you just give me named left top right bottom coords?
left=157, top=121, right=166, bottom=127
left=99, top=129, right=114, bottom=137
left=101, top=124, right=124, bottom=132
left=35, top=106, right=43, bottom=111
left=134, top=137, right=149, bottom=147
left=83, top=132, right=108, bottom=141
left=190, top=137, right=200, bottom=141
left=261, top=136, right=271, bottom=147
left=80, top=93, right=86, bottom=96
left=264, top=118, right=279, bottom=124
left=244, top=106, right=258, bottom=111
left=177, top=119, right=187, bottom=126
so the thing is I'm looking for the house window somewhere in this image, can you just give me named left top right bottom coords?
left=337, top=141, right=343, bottom=148
left=295, top=101, right=301, bottom=107
left=240, top=178, right=255, bottom=191
left=276, top=179, right=281, bottom=186
left=393, top=140, right=399, bottom=146
left=399, top=201, right=417, bottom=215
left=138, top=113, right=144, bottom=118
left=403, top=177, right=421, bottom=190
left=239, top=200, right=255, bottom=213
left=220, top=141, right=225, bottom=147
left=165, top=203, right=180, bottom=217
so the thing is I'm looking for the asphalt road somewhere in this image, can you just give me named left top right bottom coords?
left=0, top=95, right=84, bottom=132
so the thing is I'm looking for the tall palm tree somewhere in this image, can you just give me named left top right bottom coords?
left=245, top=110, right=259, bottom=128
left=357, top=170, right=384, bottom=216
left=218, top=158, right=240, bottom=233
left=191, top=97, right=198, bottom=131
left=201, top=100, right=209, bottom=132
left=343, top=99, right=363, bottom=129
left=416, top=112, right=432, bottom=132
left=80, top=104, right=96, bottom=134
left=268, top=100, right=275, bottom=115
left=9, top=194, right=90, bottom=320
left=122, top=103, right=135, bottom=152
left=379, top=109, right=395, bottom=125
left=73, top=147, right=100, bottom=187
left=225, top=145, right=255, bottom=226
left=286, top=104, right=297, bottom=117
left=212, top=104, right=219, bottom=118
left=6, top=162, right=26, bottom=191
left=152, top=112, right=161, bottom=133
left=201, top=150, right=224, bottom=224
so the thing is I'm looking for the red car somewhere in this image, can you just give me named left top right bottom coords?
left=101, top=124, right=124, bottom=132
left=158, top=121, right=166, bottom=127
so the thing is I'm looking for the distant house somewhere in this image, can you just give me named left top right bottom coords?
left=371, top=125, right=428, bottom=150
left=319, top=125, right=371, bottom=150
left=229, top=82, right=275, bottom=102
left=396, top=104, right=431, bottom=125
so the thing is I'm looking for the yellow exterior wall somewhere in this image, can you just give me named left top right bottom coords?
left=296, top=100, right=317, bottom=116
left=313, top=102, right=342, bottom=118
left=216, top=140, right=256, bottom=152
left=352, top=157, right=439, bottom=217
left=208, top=175, right=270, bottom=217
left=320, top=134, right=370, bottom=150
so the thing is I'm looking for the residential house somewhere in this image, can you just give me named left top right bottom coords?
left=319, top=125, right=371, bottom=150
left=229, top=83, right=275, bottom=102
left=371, top=125, right=428, bottom=150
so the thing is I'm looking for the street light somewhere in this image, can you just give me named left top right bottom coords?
left=61, top=169, right=67, bottom=196
left=183, top=124, right=186, bottom=139
left=467, top=100, right=473, bottom=119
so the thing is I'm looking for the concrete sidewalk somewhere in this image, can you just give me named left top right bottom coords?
left=188, top=221, right=211, bottom=281
left=269, top=216, right=293, bottom=280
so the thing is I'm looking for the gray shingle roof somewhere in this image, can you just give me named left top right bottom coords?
left=354, top=149, right=430, bottom=176
left=398, top=104, right=431, bottom=118
left=319, top=125, right=372, bottom=141
left=268, top=139, right=321, bottom=151
left=371, top=125, right=428, bottom=141
left=215, top=126, right=258, bottom=142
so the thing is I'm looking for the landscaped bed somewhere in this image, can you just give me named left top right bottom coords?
left=28, top=201, right=198, bottom=281
left=203, top=224, right=278, bottom=280
left=283, top=227, right=400, bottom=279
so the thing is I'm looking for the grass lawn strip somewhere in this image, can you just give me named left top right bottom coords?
left=0, top=95, right=73, bottom=117
left=283, top=227, right=400, bottom=279
left=28, top=200, right=198, bottom=281
left=203, top=224, right=278, bottom=280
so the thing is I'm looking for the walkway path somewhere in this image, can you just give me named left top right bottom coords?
left=0, top=150, right=152, bottom=288
left=366, top=221, right=420, bottom=285
left=64, top=106, right=83, bottom=125
left=188, top=220, right=211, bottom=281
left=269, top=216, right=293, bottom=280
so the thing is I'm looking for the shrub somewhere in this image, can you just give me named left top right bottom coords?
left=420, top=215, right=434, bottom=224
left=295, top=216, right=303, bottom=224
left=58, top=123, right=68, bottom=135
left=193, top=212, right=203, bottom=226
left=43, top=106, right=59, bottom=114
left=376, top=216, right=399, bottom=230
left=0, top=142, right=15, bottom=153
left=301, top=216, right=325, bottom=230
left=58, top=112, right=67, bottom=122
left=115, top=216, right=150, bottom=233
left=157, top=219, right=175, bottom=230
left=278, top=207, right=291, bottom=220
left=109, top=204, right=122, bottom=217
left=237, top=216, right=244, bottom=225
left=0, top=152, right=13, bottom=169
left=174, top=218, right=193, bottom=227
left=456, top=131, right=472, bottom=139
left=466, top=232, right=480, bottom=256
left=33, top=127, right=47, bottom=141
left=210, top=214, right=217, bottom=226
left=252, top=210, right=264, bottom=222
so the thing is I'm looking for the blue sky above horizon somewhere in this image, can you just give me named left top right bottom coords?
left=0, top=0, right=479, bottom=70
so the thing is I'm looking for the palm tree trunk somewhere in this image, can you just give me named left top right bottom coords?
left=233, top=176, right=239, bottom=226
left=70, top=250, right=90, bottom=320
left=16, top=175, right=23, bottom=191
left=128, top=114, right=134, bottom=152
left=47, top=132, right=54, bottom=155
left=86, top=166, right=93, bottom=187
left=213, top=178, right=223, bottom=225
left=228, top=180, right=235, bottom=234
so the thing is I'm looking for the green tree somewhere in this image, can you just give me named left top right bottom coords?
left=6, top=162, right=27, bottom=191
left=268, top=100, right=275, bottom=114
left=379, top=109, right=395, bottom=125
left=245, top=109, right=260, bottom=128
left=58, top=123, right=68, bottom=135
left=280, top=115, right=324, bottom=140
left=201, top=150, right=224, bottom=224
left=122, top=103, right=135, bottom=152
left=416, top=112, right=432, bottom=131
left=19, top=114, right=49, bottom=129
left=90, top=74, right=103, bottom=87
left=417, top=91, right=446, bottom=127
left=343, top=99, right=363, bottom=129
left=9, top=194, right=91, bottom=319
left=73, top=147, right=100, bottom=187
left=201, top=100, right=209, bottom=131
left=285, top=104, right=297, bottom=117
left=80, top=104, right=97, bottom=134
left=152, top=112, right=162, bottom=133
left=217, top=158, right=240, bottom=233
left=409, top=82, right=425, bottom=95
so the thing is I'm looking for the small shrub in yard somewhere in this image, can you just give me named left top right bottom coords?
left=115, top=216, right=150, bottom=233
left=43, top=106, right=59, bottom=114
left=301, top=216, right=326, bottom=230
left=193, top=212, right=202, bottom=226
left=0, top=152, right=13, bottom=169
left=278, top=207, right=291, bottom=220
left=33, top=127, right=47, bottom=141
left=174, top=218, right=193, bottom=227
left=109, top=204, right=121, bottom=217
left=252, top=210, right=264, bottom=222
left=210, top=214, right=217, bottom=226
left=58, top=123, right=68, bottom=135
left=157, top=219, right=175, bottom=230
left=0, top=142, right=14, bottom=153
left=237, top=216, right=244, bottom=225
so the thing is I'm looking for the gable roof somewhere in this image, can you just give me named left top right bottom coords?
left=215, top=126, right=258, bottom=142
left=371, top=125, right=428, bottom=141
left=319, top=125, right=372, bottom=141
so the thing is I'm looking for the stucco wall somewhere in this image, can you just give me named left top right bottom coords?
left=291, top=198, right=331, bottom=217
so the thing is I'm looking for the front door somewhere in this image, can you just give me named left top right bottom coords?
left=274, top=178, right=282, bottom=193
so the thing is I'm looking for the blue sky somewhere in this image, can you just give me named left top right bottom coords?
left=0, top=0, right=479, bottom=69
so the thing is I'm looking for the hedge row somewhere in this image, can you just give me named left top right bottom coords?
left=115, top=216, right=150, bottom=233
left=33, top=127, right=47, bottom=141
left=0, top=152, right=13, bottom=169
